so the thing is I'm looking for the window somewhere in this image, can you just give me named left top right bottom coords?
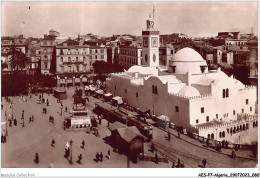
left=250, top=107, right=252, bottom=111
left=61, top=57, right=63, bottom=63
left=95, top=56, right=97, bottom=59
left=101, top=49, right=104, bottom=53
left=61, top=66, right=64, bottom=72
left=219, top=132, right=222, bottom=138
left=136, top=93, right=138, bottom=98
left=60, top=49, right=63, bottom=55
left=115, top=86, right=116, bottom=90
left=206, top=116, right=209, bottom=122
left=76, top=66, right=79, bottom=72
left=216, top=114, right=218, bottom=119
left=222, top=131, right=225, bottom=138
left=83, top=56, right=86, bottom=61
left=68, top=66, right=71, bottom=72
left=95, top=50, right=98, bottom=53
left=76, top=57, right=78, bottom=62
left=125, top=89, right=127, bottom=94
left=222, top=89, right=225, bottom=98
left=196, top=119, right=199, bottom=124
left=175, top=106, right=179, bottom=112
left=201, top=107, right=204, bottom=113
left=68, top=57, right=71, bottom=62
left=233, top=110, right=236, bottom=115
left=44, top=62, right=48, bottom=69
left=171, top=50, right=174, bottom=54
left=155, top=86, right=158, bottom=94
left=246, top=99, right=249, bottom=105
left=145, top=54, right=148, bottom=62
left=242, top=109, right=244, bottom=113
left=226, top=88, right=229, bottom=97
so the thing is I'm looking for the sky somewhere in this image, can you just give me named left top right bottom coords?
left=1, top=1, right=258, bottom=38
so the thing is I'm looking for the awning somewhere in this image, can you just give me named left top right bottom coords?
left=95, top=89, right=104, bottom=95
left=138, top=107, right=150, bottom=114
left=89, top=86, right=96, bottom=91
left=104, top=93, right=112, bottom=97
left=157, top=115, right=170, bottom=122
left=112, top=96, right=123, bottom=105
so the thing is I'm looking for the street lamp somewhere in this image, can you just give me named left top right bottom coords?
left=22, top=110, right=25, bottom=127
left=70, top=140, right=73, bottom=164
left=60, top=103, right=63, bottom=116
left=5, top=111, right=8, bottom=136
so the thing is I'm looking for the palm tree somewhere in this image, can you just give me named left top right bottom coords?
left=2, top=44, right=30, bottom=73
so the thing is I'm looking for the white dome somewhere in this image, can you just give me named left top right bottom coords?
left=172, top=47, right=205, bottom=62
left=179, top=86, right=201, bottom=97
left=169, top=47, right=208, bottom=74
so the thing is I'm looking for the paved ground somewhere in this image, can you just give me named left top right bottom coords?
left=1, top=90, right=170, bottom=168
left=1, top=87, right=258, bottom=168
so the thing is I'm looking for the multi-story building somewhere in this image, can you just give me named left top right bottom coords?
left=40, top=34, right=56, bottom=74
left=159, top=44, right=175, bottom=68
left=56, top=39, right=91, bottom=87
left=117, top=44, right=142, bottom=69
left=88, top=46, right=108, bottom=65
left=27, top=44, right=41, bottom=75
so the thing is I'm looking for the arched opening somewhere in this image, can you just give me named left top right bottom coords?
left=226, top=88, right=229, bottom=97
left=222, top=131, right=225, bottom=137
left=243, top=124, right=245, bottom=130
left=230, top=128, right=233, bottom=134
left=237, top=126, right=239, bottom=132
left=153, top=54, right=156, bottom=62
left=211, top=133, right=214, bottom=140
left=207, top=134, right=210, bottom=139
left=240, top=125, right=243, bottom=130
left=219, top=132, right=222, bottom=138
left=223, top=89, right=226, bottom=98
left=246, top=123, right=249, bottom=129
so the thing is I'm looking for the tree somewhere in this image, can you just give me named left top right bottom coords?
left=92, top=60, right=114, bottom=74
left=2, top=44, right=30, bottom=73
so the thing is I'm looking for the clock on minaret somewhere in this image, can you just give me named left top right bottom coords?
left=151, top=37, right=158, bottom=47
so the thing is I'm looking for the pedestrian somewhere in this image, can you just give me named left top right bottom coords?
left=168, top=131, right=171, bottom=141
left=65, top=107, right=67, bottom=112
left=172, top=162, right=175, bottom=168
left=206, top=139, right=209, bottom=148
left=3, top=135, right=6, bottom=143
left=100, top=152, right=103, bottom=162
left=155, top=152, right=158, bottom=164
left=78, top=154, right=82, bottom=164
left=35, top=153, right=39, bottom=163
left=96, top=152, right=99, bottom=162
left=9, top=119, right=12, bottom=127
left=22, top=110, right=24, bottom=118
left=51, top=139, right=55, bottom=147
left=202, top=158, right=207, bottom=168
left=14, top=118, right=17, bottom=126
left=82, top=140, right=85, bottom=149
left=1, top=134, right=3, bottom=143
left=29, top=116, right=31, bottom=123
left=177, top=158, right=181, bottom=167
left=108, top=149, right=110, bottom=159
left=232, top=148, right=236, bottom=159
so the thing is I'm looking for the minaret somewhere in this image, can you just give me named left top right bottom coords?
left=142, top=7, right=160, bottom=67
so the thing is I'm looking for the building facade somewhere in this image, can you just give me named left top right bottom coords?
left=106, top=15, right=257, bottom=144
left=117, top=45, right=142, bottom=69
left=56, top=39, right=91, bottom=87
left=40, top=35, right=56, bottom=74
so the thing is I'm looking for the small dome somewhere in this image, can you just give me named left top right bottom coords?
left=179, top=86, right=200, bottom=97
left=172, top=47, right=205, bottom=62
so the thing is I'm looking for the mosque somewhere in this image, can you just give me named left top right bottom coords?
left=106, top=12, right=258, bottom=144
